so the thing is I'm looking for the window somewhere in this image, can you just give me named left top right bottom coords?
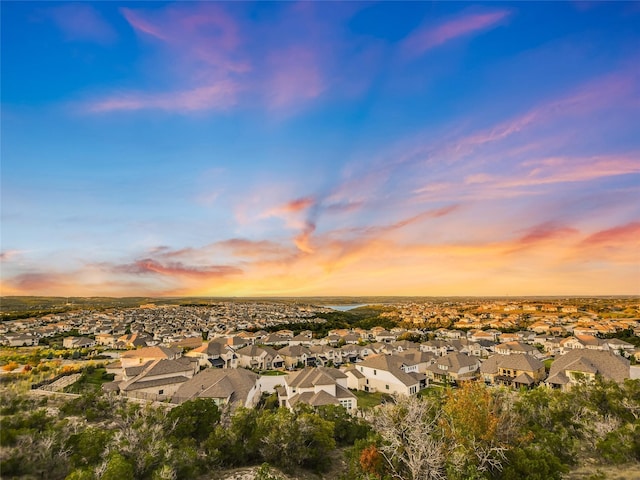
left=385, top=385, right=389, bottom=390
left=374, top=369, right=377, bottom=375
left=159, top=389, right=164, bottom=395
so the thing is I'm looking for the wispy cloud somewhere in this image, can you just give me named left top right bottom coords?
left=87, top=82, right=239, bottom=113
left=83, top=2, right=375, bottom=115
left=47, top=4, right=117, bottom=45
left=580, top=221, right=640, bottom=247
left=403, top=9, right=511, bottom=56
left=0, top=250, right=24, bottom=262
left=115, top=258, right=242, bottom=279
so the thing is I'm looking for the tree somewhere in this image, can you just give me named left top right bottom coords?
left=256, top=407, right=336, bottom=472
left=440, top=382, right=514, bottom=478
left=166, top=398, right=220, bottom=443
left=99, top=453, right=135, bottom=480
left=316, top=404, right=371, bottom=445
left=371, top=394, right=446, bottom=480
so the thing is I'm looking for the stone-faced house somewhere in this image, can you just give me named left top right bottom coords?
left=235, top=345, right=284, bottom=370
left=426, top=352, right=480, bottom=384
left=480, top=354, right=546, bottom=388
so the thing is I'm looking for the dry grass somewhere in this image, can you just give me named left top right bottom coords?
left=566, top=463, right=640, bottom=480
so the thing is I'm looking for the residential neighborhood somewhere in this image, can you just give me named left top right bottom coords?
left=2, top=298, right=637, bottom=414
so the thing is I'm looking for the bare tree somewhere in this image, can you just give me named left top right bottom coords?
left=370, top=395, right=446, bottom=480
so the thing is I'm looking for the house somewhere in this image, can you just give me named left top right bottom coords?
left=426, top=352, right=480, bottom=384
left=468, top=330, right=499, bottom=342
left=235, top=345, right=284, bottom=370
left=546, top=350, right=630, bottom=391
left=3, top=334, right=39, bottom=347
left=279, top=367, right=357, bottom=412
left=114, top=357, right=198, bottom=401
left=560, top=335, right=608, bottom=354
left=185, top=341, right=238, bottom=368
left=62, top=336, right=96, bottom=349
left=356, top=354, right=424, bottom=395
left=288, top=333, right=314, bottom=346
left=262, top=334, right=290, bottom=347
left=308, top=345, right=342, bottom=366
left=95, top=333, right=116, bottom=347
left=172, top=368, right=261, bottom=408
left=480, top=354, right=546, bottom=388
left=374, top=330, right=397, bottom=343
left=117, top=333, right=154, bottom=349
left=604, top=338, right=635, bottom=356
left=390, top=340, right=420, bottom=352
left=420, top=340, right=451, bottom=356
left=392, top=350, right=436, bottom=374
left=120, top=346, right=181, bottom=368
left=494, top=341, right=541, bottom=358
left=435, top=329, right=463, bottom=340
left=278, top=345, right=312, bottom=369
left=343, top=366, right=366, bottom=391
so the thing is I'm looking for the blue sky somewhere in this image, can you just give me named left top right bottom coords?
left=2, top=1, right=639, bottom=296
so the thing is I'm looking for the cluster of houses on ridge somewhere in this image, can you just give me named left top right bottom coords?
left=0, top=302, right=328, bottom=347
left=95, top=325, right=634, bottom=413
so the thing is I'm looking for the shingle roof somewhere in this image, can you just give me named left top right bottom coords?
left=121, top=345, right=179, bottom=359
left=512, top=372, right=534, bottom=385
left=122, top=376, right=190, bottom=391
left=359, top=355, right=419, bottom=387
left=287, top=367, right=347, bottom=388
left=548, top=350, right=630, bottom=383
left=278, top=345, right=311, bottom=357
left=435, top=352, right=479, bottom=370
left=172, top=368, right=259, bottom=406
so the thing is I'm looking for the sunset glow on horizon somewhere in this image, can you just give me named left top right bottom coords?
left=1, top=1, right=639, bottom=297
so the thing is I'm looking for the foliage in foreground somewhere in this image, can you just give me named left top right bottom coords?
left=0, top=378, right=638, bottom=480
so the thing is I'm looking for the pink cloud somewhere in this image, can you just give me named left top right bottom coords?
left=515, top=222, right=579, bottom=246
left=434, top=67, right=639, bottom=165
left=87, top=82, right=239, bottom=113
left=117, top=258, right=242, bottom=279
left=404, top=9, right=511, bottom=56
left=580, top=221, right=640, bottom=247
left=48, top=4, right=116, bottom=45
left=82, top=3, right=371, bottom=115
left=264, top=47, right=326, bottom=109
left=270, top=196, right=316, bottom=215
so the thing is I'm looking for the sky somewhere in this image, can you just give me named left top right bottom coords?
left=1, top=1, right=639, bottom=298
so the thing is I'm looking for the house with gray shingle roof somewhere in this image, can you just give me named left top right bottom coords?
left=426, top=352, right=480, bottom=384
left=356, top=354, right=424, bottom=395
left=546, top=350, right=630, bottom=391
left=235, top=345, right=284, bottom=370
left=480, top=354, right=545, bottom=387
left=185, top=341, right=238, bottom=368
left=279, top=367, right=357, bottom=412
left=113, top=357, right=198, bottom=401
left=495, top=341, right=541, bottom=358
left=278, top=345, right=312, bottom=369
left=171, top=368, right=261, bottom=408
left=392, top=350, right=436, bottom=374
left=120, top=345, right=181, bottom=368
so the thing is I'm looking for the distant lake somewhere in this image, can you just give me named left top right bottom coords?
left=327, top=304, right=369, bottom=311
